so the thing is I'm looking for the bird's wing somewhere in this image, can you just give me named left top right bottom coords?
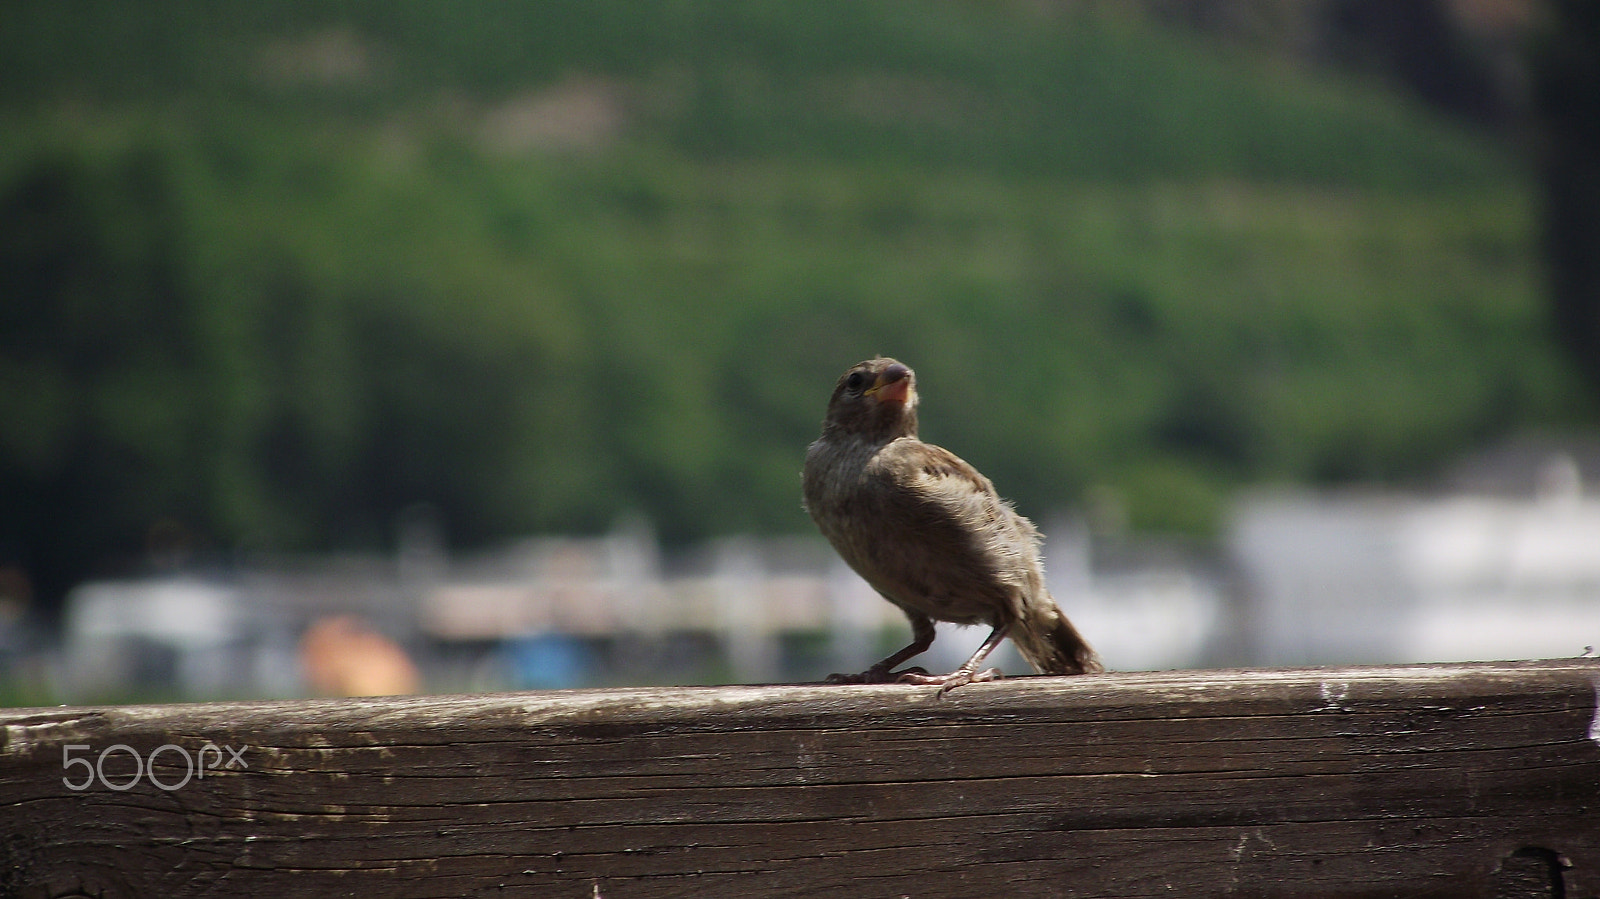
left=849, top=438, right=1043, bottom=622
left=866, top=438, right=1041, bottom=556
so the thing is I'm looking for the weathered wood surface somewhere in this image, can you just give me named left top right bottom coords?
left=2, top=660, right=1598, bottom=898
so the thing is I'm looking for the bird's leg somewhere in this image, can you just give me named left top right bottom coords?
left=826, top=612, right=936, bottom=684
left=898, top=622, right=1010, bottom=694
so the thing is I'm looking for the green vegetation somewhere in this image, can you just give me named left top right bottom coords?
left=0, top=2, right=1584, bottom=604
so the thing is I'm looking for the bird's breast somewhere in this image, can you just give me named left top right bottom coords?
left=803, top=439, right=887, bottom=557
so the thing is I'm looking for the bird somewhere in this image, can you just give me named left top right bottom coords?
left=802, top=356, right=1101, bottom=692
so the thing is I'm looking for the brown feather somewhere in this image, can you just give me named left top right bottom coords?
left=803, top=357, right=1101, bottom=682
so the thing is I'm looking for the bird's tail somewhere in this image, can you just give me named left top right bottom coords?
left=1012, top=598, right=1102, bottom=676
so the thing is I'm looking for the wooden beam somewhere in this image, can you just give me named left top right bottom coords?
left=3, top=660, right=1597, bottom=897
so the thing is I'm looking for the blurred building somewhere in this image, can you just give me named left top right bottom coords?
left=1229, top=447, right=1600, bottom=665
left=47, top=441, right=1600, bottom=701
left=52, top=519, right=1222, bottom=701
left=59, top=556, right=414, bottom=701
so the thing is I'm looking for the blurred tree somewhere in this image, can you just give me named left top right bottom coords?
left=1320, top=0, right=1512, bottom=126
left=1532, top=0, right=1600, bottom=395
left=0, top=1, right=1577, bottom=626
left=0, top=147, right=206, bottom=618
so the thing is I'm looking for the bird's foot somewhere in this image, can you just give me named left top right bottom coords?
left=825, top=665, right=930, bottom=685
left=897, top=666, right=1003, bottom=695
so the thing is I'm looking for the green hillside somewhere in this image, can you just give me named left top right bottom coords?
left=0, top=2, right=1582, bottom=602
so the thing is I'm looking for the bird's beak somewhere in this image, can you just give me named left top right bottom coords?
left=864, top=363, right=912, bottom=405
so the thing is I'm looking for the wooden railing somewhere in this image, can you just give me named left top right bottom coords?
left=3, top=659, right=1597, bottom=897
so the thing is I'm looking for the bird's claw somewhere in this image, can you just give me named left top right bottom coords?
left=825, top=665, right=930, bottom=685
left=897, top=666, right=1004, bottom=694
left=824, top=664, right=1002, bottom=693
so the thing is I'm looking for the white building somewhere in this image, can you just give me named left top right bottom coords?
left=1229, top=454, right=1600, bottom=666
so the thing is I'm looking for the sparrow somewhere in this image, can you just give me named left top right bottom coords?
left=802, top=357, right=1101, bottom=691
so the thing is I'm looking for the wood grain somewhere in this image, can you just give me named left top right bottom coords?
left=3, top=660, right=1597, bottom=897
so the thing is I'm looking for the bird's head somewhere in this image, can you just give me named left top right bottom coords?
left=820, top=357, right=919, bottom=442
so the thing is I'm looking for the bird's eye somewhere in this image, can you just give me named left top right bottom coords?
left=845, top=371, right=866, bottom=392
